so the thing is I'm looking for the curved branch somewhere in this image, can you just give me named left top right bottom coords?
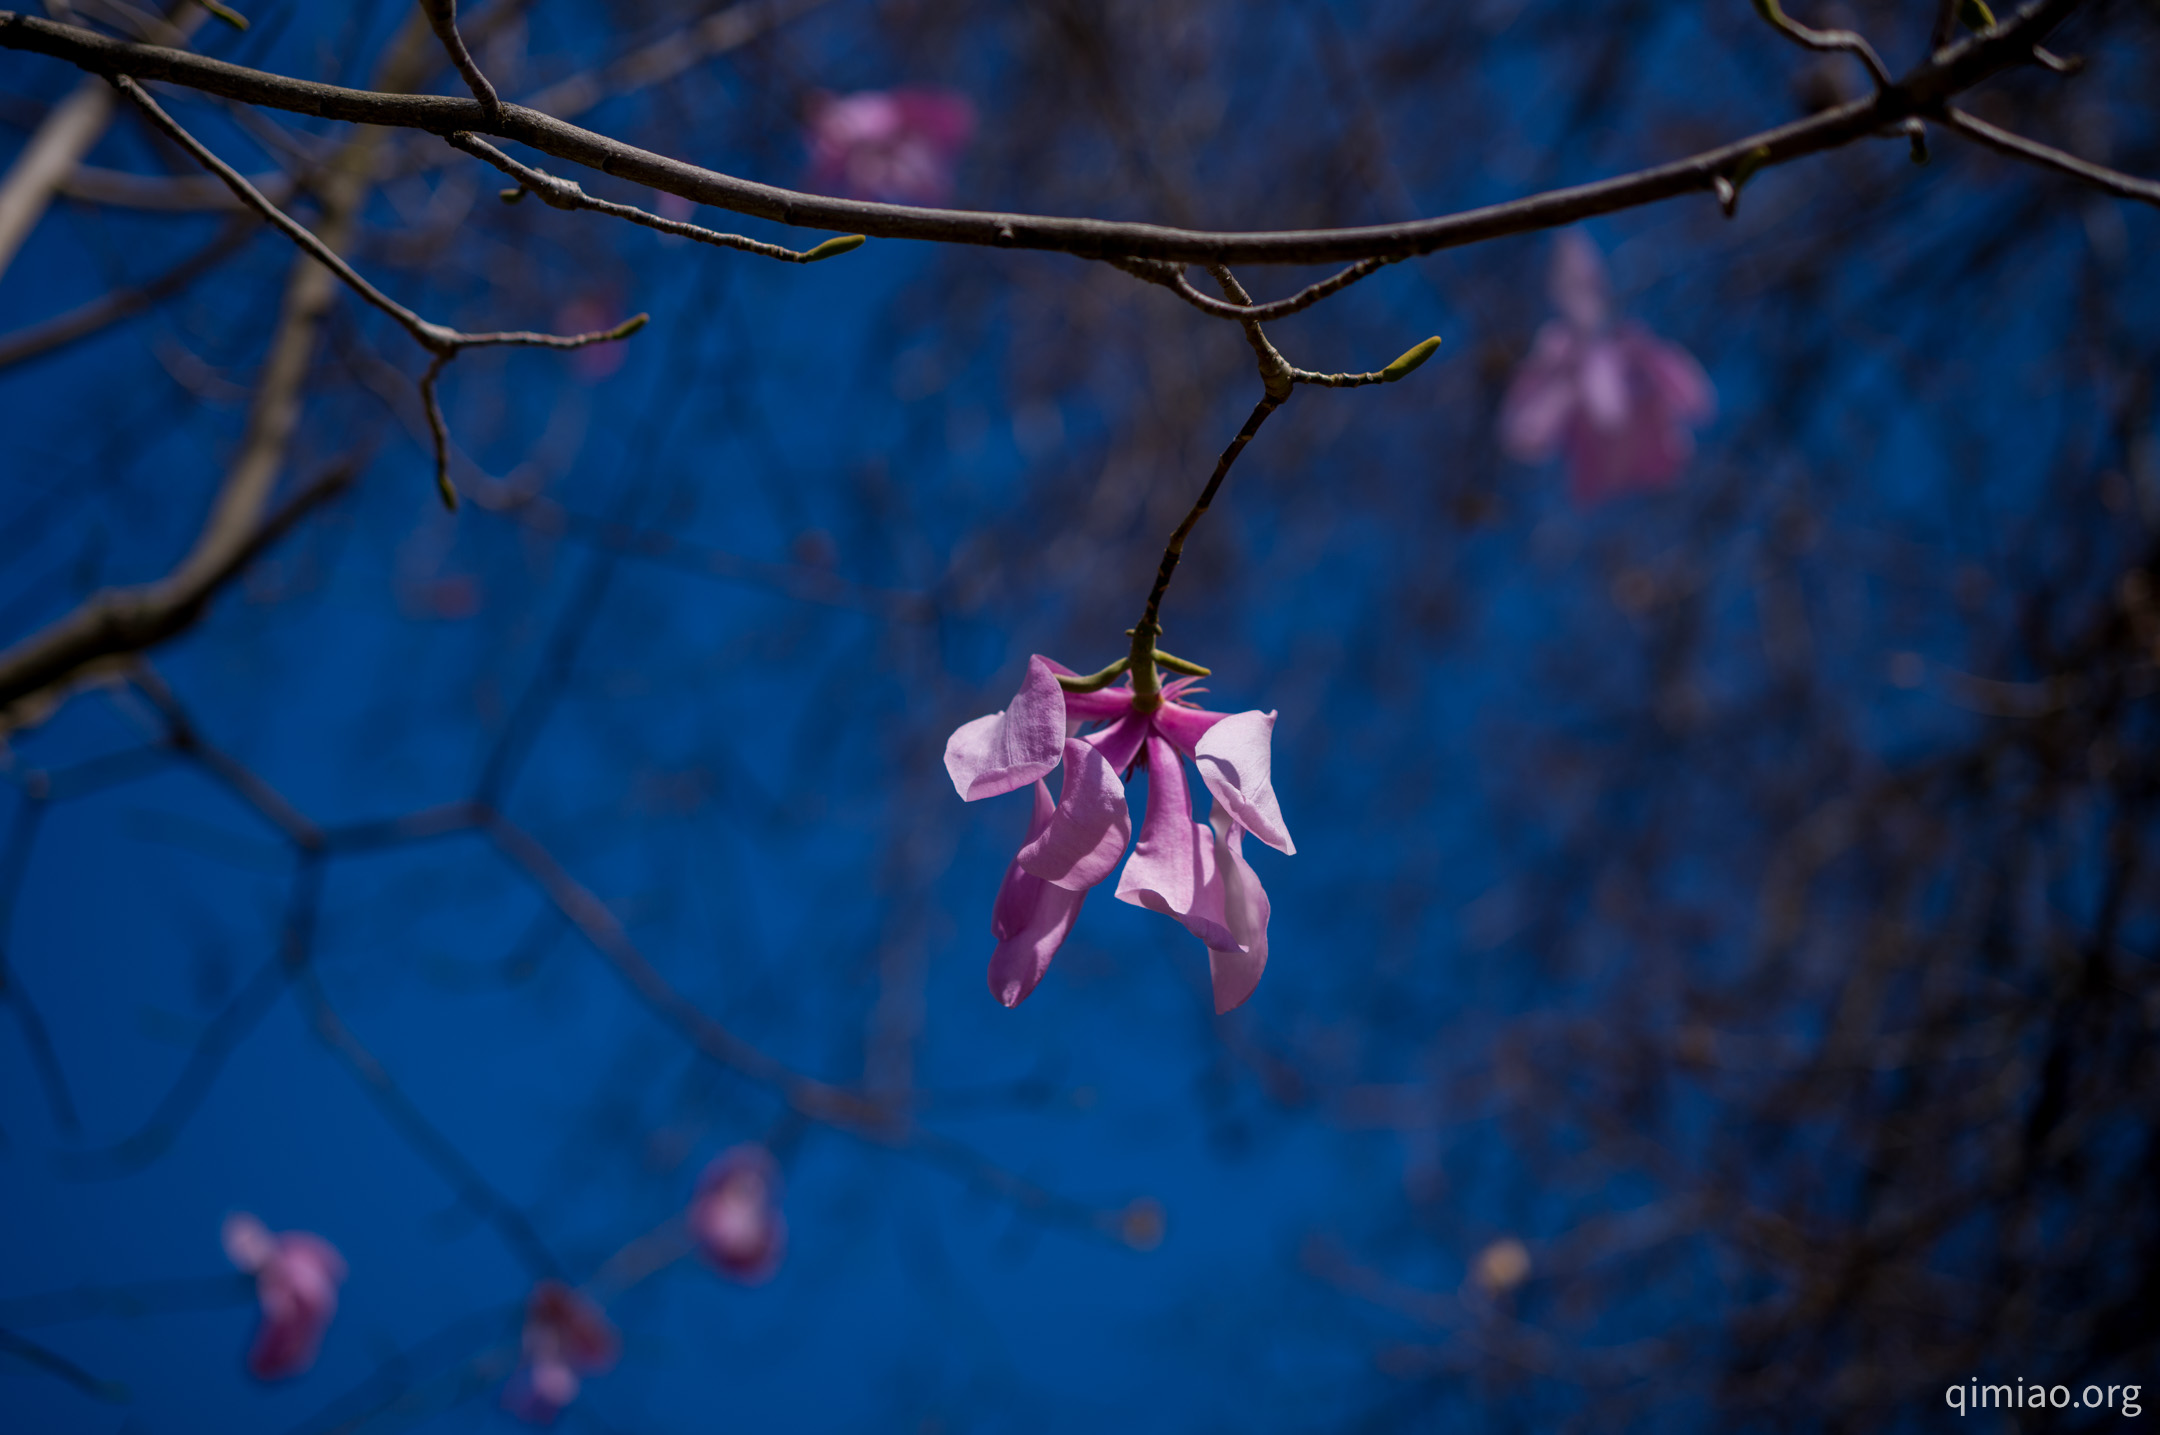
left=1939, top=105, right=2160, bottom=207
left=0, top=0, right=2090, bottom=265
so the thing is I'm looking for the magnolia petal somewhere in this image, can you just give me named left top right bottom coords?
left=1018, top=739, right=1131, bottom=890
left=1150, top=700, right=1230, bottom=755
left=1499, top=326, right=1582, bottom=461
left=1628, top=327, right=1716, bottom=424
left=1116, top=736, right=1240, bottom=951
left=222, top=1211, right=275, bottom=1273
left=987, top=878, right=1085, bottom=1008
left=1579, top=336, right=1632, bottom=430
left=992, top=782, right=1056, bottom=940
left=944, top=655, right=1067, bottom=801
left=1192, top=709, right=1294, bottom=855
left=1207, top=806, right=1272, bottom=1013
left=1086, top=711, right=1151, bottom=774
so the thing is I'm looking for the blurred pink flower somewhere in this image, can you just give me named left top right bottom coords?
left=1500, top=230, right=1715, bottom=504
left=222, top=1212, right=345, bottom=1380
left=804, top=89, right=975, bottom=204
left=501, top=1280, right=619, bottom=1426
left=944, top=655, right=1292, bottom=1013
left=690, top=1144, right=786, bottom=1283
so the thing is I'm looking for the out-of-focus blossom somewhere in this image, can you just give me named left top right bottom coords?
left=1500, top=230, right=1715, bottom=504
left=501, top=1280, right=619, bottom=1425
left=944, top=655, right=1293, bottom=1013
left=222, top=1212, right=345, bottom=1380
left=690, top=1144, right=786, bottom=1283
left=1472, top=1236, right=1532, bottom=1295
left=804, top=89, right=975, bottom=205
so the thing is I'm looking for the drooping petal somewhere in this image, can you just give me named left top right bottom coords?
left=943, top=655, right=1067, bottom=800
left=1206, top=806, right=1272, bottom=1013
left=1018, top=738, right=1131, bottom=890
left=239, top=1228, right=345, bottom=1380
left=1626, top=326, right=1716, bottom=424
left=991, top=781, right=1056, bottom=940
left=1498, top=324, right=1582, bottom=461
left=1192, top=709, right=1294, bottom=855
left=1550, top=230, right=1612, bottom=332
left=987, top=780, right=1087, bottom=1004
left=1115, top=735, right=1240, bottom=951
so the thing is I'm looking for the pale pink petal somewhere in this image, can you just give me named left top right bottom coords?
left=1578, top=336, right=1632, bottom=430
left=804, top=89, right=974, bottom=204
left=1115, top=735, right=1240, bottom=951
left=1060, top=684, right=1138, bottom=722
left=1550, top=230, right=1611, bottom=331
left=222, top=1211, right=275, bottom=1273
left=1498, top=325, right=1582, bottom=460
left=1018, top=738, right=1131, bottom=890
left=1192, top=710, right=1293, bottom=855
left=944, top=655, right=1067, bottom=800
left=1206, top=806, right=1272, bottom=1013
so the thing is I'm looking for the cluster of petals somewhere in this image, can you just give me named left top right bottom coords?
left=221, top=1212, right=346, bottom=1381
left=944, top=656, right=1293, bottom=1014
left=689, top=1144, right=786, bottom=1284
left=502, top=1281, right=620, bottom=1425
left=1500, top=230, right=1716, bottom=504
left=804, top=89, right=975, bottom=205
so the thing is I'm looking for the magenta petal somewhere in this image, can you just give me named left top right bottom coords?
left=1115, top=736, right=1240, bottom=951
left=1019, top=739, right=1131, bottom=890
left=1206, top=807, right=1271, bottom=1013
left=1192, top=710, right=1293, bottom=855
left=943, top=655, right=1067, bottom=801
left=1061, top=685, right=1137, bottom=722
left=986, top=879, right=1085, bottom=1008
left=987, top=782, right=1087, bottom=1005
left=1150, top=700, right=1230, bottom=755
left=223, top=1212, right=275, bottom=1273
left=1628, top=328, right=1716, bottom=423
left=1086, top=712, right=1150, bottom=774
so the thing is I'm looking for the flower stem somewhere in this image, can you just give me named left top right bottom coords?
left=1129, top=392, right=1285, bottom=708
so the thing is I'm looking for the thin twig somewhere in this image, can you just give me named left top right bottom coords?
left=0, top=796, right=81, bottom=1134
left=446, top=132, right=865, bottom=264
left=1751, top=0, right=1894, bottom=90
left=416, top=0, right=499, bottom=124
left=1939, top=106, right=2160, bottom=207
left=0, top=1326, right=130, bottom=1402
left=0, top=215, right=255, bottom=370
left=1118, top=255, right=1391, bottom=322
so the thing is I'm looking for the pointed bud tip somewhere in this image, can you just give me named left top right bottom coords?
left=802, top=235, right=868, bottom=263
left=1381, top=336, right=1443, bottom=382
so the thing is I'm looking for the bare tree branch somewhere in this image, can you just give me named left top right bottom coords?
left=1940, top=104, right=2160, bottom=206
left=0, top=0, right=2091, bottom=265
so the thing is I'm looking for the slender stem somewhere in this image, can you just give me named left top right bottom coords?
left=1940, top=106, right=2160, bottom=207
left=1129, top=394, right=1285, bottom=706
left=417, top=0, right=500, bottom=125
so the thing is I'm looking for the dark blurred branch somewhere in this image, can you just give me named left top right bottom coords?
left=56, top=857, right=319, bottom=1177
left=0, top=1326, right=130, bottom=1402
left=0, top=0, right=2091, bottom=264
left=1939, top=105, right=2160, bottom=206
left=0, top=794, right=80, bottom=1134
left=0, top=1273, right=252, bottom=1326
left=0, top=215, right=257, bottom=372
left=0, top=458, right=355, bottom=727
left=1751, top=0, right=1893, bottom=90
left=294, top=970, right=567, bottom=1281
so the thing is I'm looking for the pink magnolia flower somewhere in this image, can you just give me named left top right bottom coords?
left=804, top=89, right=975, bottom=205
left=501, top=1280, right=619, bottom=1426
left=944, top=655, right=1293, bottom=1013
left=1500, top=230, right=1715, bottom=504
left=222, top=1212, right=346, bottom=1380
left=690, top=1144, right=786, bottom=1284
